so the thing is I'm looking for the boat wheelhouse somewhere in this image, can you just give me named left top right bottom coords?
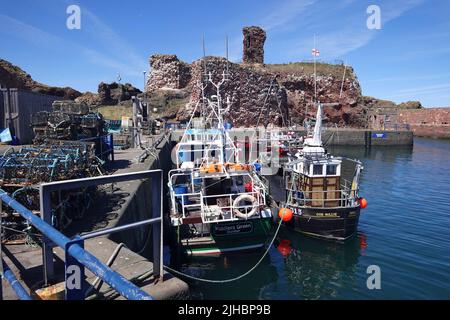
left=283, top=103, right=365, bottom=241
left=169, top=72, right=272, bottom=256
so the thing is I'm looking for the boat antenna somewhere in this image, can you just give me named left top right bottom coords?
left=339, top=61, right=347, bottom=99
left=202, top=34, right=208, bottom=80
left=225, top=35, right=229, bottom=75
left=313, top=34, right=318, bottom=103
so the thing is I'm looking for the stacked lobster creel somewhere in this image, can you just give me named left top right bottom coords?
left=32, top=100, right=106, bottom=144
left=1, top=100, right=109, bottom=245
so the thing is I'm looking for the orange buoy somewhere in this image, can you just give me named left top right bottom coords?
left=277, top=239, right=292, bottom=257
left=278, top=208, right=294, bottom=222
left=359, top=197, right=368, bottom=209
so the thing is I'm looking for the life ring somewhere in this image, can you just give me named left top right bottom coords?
left=233, top=194, right=258, bottom=219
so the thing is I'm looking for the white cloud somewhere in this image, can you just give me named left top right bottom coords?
left=260, top=0, right=317, bottom=31
left=366, top=73, right=450, bottom=83
left=283, top=0, right=425, bottom=59
left=75, top=4, right=147, bottom=72
left=386, top=83, right=450, bottom=100
left=0, top=14, right=141, bottom=78
left=397, top=83, right=450, bottom=95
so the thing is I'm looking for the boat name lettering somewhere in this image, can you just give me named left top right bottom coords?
left=316, top=212, right=338, bottom=217
left=213, top=222, right=253, bottom=235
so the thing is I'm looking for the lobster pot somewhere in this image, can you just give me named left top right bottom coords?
left=31, top=111, right=49, bottom=126
left=52, top=100, right=89, bottom=115
left=81, top=114, right=103, bottom=129
left=48, top=112, right=72, bottom=127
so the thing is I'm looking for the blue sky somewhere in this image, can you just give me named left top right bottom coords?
left=0, top=0, right=449, bottom=107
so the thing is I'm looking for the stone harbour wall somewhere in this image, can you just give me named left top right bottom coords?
left=397, top=108, right=450, bottom=138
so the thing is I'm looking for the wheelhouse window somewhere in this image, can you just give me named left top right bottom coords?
left=304, top=164, right=310, bottom=175
left=313, top=164, right=323, bottom=175
left=326, top=164, right=338, bottom=175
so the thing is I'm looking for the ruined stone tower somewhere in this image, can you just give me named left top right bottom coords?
left=242, top=26, right=266, bottom=64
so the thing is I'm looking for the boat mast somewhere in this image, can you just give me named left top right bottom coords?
left=311, top=103, right=323, bottom=146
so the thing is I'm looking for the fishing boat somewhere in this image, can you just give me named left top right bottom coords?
left=168, top=72, right=272, bottom=256
left=281, top=103, right=366, bottom=241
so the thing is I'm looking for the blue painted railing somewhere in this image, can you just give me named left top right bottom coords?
left=0, top=190, right=153, bottom=300
left=1, top=259, right=32, bottom=300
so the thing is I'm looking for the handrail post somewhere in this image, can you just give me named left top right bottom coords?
left=152, top=171, right=163, bottom=281
left=40, top=188, right=54, bottom=286
left=110, top=134, right=115, bottom=161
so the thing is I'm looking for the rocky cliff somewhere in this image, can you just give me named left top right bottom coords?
left=145, top=55, right=365, bottom=127
left=143, top=26, right=370, bottom=127
left=243, top=26, right=266, bottom=64
left=183, top=57, right=288, bottom=127
left=147, top=54, right=191, bottom=91
left=0, top=59, right=81, bottom=100
left=75, top=82, right=142, bottom=106
left=265, top=63, right=364, bottom=127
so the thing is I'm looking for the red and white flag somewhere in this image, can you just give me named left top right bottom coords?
left=312, top=48, right=320, bottom=57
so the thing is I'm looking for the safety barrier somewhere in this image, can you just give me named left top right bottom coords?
left=0, top=169, right=163, bottom=300
left=1, top=259, right=32, bottom=300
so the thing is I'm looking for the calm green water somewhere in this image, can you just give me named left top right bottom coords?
left=175, top=138, right=450, bottom=299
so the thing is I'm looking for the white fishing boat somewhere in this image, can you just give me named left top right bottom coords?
left=168, top=72, right=272, bottom=256
left=282, top=103, right=366, bottom=241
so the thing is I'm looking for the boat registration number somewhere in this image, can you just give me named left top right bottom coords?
left=213, top=222, right=253, bottom=236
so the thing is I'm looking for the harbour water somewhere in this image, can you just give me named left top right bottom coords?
left=176, top=137, right=450, bottom=299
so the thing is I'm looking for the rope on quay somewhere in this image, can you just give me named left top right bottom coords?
left=163, top=215, right=284, bottom=284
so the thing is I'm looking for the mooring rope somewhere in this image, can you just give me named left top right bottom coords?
left=163, top=215, right=284, bottom=284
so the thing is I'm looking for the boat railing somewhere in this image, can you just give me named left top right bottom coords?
left=172, top=188, right=266, bottom=224
left=300, top=152, right=329, bottom=160
left=176, top=145, right=239, bottom=168
left=175, top=191, right=203, bottom=219
left=201, top=189, right=265, bottom=224
left=286, top=187, right=359, bottom=208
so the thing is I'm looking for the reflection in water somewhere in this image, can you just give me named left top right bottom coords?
left=264, top=230, right=364, bottom=300
left=168, top=138, right=450, bottom=299
left=178, top=251, right=278, bottom=300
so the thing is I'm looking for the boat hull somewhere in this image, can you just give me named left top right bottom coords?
left=179, top=218, right=273, bottom=256
left=285, top=206, right=361, bottom=241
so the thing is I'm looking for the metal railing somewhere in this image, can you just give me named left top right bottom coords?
left=0, top=169, right=163, bottom=300
left=1, top=259, right=32, bottom=300
left=285, top=187, right=358, bottom=208
left=138, top=130, right=171, bottom=163
left=173, top=190, right=265, bottom=223
left=169, top=170, right=268, bottom=224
